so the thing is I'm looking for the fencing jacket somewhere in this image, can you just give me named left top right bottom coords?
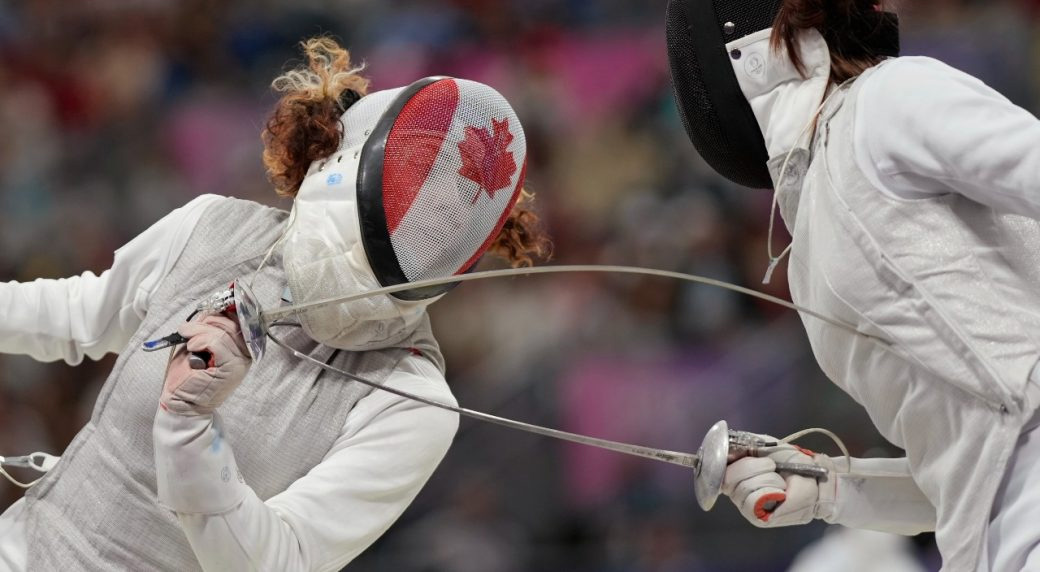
left=760, top=55, right=1040, bottom=570
left=0, top=195, right=459, bottom=571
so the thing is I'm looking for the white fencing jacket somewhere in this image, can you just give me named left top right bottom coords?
left=0, top=195, right=459, bottom=571
left=742, top=48, right=1040, bottom=571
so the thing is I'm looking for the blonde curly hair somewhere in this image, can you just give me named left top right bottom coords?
left=260, top=37, right=551, bottom=268
left=262, top=37, right=370, bottom=198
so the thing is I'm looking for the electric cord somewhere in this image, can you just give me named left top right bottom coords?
left=782, top=427, right=852, bottom=469
left=0, top=452, right=58, bottom=489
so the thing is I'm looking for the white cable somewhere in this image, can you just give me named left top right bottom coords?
left=0, top=461, right=42, bottom=489
left=0, top=452, right=60, bottom=489
left=763, top=103, right=823, bottom=285
left=781, top=427, right=852, bottom=468
left=763, top=82, right=852, bottom=285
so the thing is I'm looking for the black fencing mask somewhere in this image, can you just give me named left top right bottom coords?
left=666, top=0, right=900, bottom=189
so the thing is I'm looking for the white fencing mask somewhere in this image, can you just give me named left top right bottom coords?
left=283, top=77, right=528, bottom=350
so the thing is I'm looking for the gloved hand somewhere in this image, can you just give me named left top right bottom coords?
left=722, top=435, right=837, bottom=528
left=160, top=314, right=251, bottom=416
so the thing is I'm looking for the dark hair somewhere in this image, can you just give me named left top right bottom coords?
left=771, top=0, right=890, bottom=83
left=261, top=37, right=552, bottom=268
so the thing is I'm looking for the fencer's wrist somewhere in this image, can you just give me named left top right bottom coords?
left=160, top=398, right=216, bottom=417
left=153, top=407, right=247, bottom=514
left=810, top=453, right=842, bottom=524
left=160, top=379, right=226, bottom=416
left=825, top=469, right=895, bottom=528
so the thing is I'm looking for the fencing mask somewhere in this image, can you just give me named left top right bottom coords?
left=283, top=77, right=528, bottom=350
left=665, top=0, right=899, bottom=189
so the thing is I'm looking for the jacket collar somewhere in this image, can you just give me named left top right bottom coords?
left=727, top=28, right=832, bottom=159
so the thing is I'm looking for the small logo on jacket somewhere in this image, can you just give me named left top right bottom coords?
left=745, top=53, right=765, bottom=78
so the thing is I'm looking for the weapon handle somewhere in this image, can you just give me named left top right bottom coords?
left=776, top=462, right=828, bottom=480
left=188, top=351, right=212, bottom=370
left=759, top=463, right=828, bottom=514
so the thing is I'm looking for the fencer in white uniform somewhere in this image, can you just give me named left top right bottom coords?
left=665, top=2, right=1040, bottom=570
left=0, top=38, right=542, bottom=571
left=0, top=195, right=459, bottom=571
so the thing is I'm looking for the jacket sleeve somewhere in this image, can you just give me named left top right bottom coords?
left=826, top=456, right=937, bottom=536
left=855, top=57, right=1040, bottom=219
left=0, top=194, right=220, bottom=364
left=153, top=356, right=459, bottom=572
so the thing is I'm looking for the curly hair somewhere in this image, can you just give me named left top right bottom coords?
left=488, top=190, right=553, bottom=268
left=262, top=37, right=370, bottom=198
left=261, top=37, right=551, bottom=268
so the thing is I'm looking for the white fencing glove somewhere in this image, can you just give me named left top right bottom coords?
left=721, top=433, right=936, bottom=535
left=722, top=438, right=836, bottom=527
left=160, top=314, right=251, bottom=416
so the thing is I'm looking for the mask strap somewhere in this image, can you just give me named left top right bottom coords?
left=762, top=86, right=844, bottom=285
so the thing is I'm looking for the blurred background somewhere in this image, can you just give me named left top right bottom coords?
left=1, top=0, right=1038, bottom=570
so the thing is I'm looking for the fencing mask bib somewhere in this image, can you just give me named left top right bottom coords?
left=283, top=77, right=528, bottom=350
left=665, top=0, right=899, bottom=189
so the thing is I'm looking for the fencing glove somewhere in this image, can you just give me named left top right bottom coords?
left=722, top=433, right=936, bottom=535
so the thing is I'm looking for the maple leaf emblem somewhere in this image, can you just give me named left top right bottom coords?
left=457, top=117, right=518, bottom=203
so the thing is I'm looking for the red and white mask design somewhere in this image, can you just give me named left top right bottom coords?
left=283, top=77, right=527, bottom=350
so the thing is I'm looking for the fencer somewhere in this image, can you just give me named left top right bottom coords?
left=667, top=1, right=1040, bottom=570
left=0, top=37, right=549, bottom=570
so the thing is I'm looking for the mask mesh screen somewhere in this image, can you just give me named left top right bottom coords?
left=382, top=79, right=526, bottom=283
left=666, top=0, right=782, bottom=188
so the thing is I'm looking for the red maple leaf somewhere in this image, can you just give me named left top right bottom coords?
left=457, top=117, right=518, bottom=203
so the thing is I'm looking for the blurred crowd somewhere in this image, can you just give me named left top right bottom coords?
left=1, top=1, right=1038, bottom=570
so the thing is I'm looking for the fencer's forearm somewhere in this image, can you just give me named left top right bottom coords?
left=154, top=366, right=459, bottom=572
left=0, top=195, right=219, bottom=365
left=175, top=492, right=311, bottom=571
left=825, top=457, right=936, bottom=536
left=0, top=274, right=137, bottom=364
left=153, top=409, right=248, bottom=515
left=154, top=410, right=297, bottom=572
left=153, top=410, right=278, bottom=571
